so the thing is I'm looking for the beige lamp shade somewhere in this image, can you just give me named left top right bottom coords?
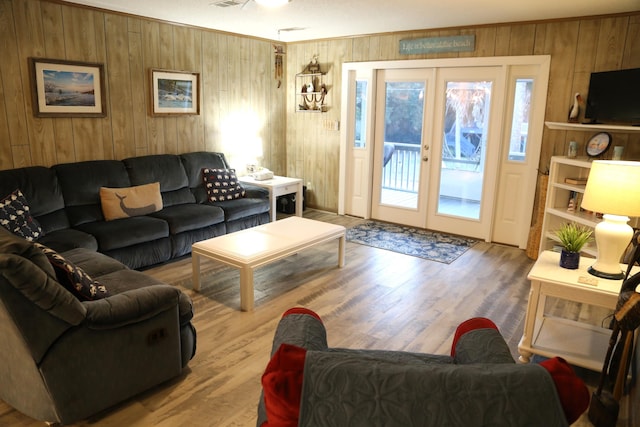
left=581, top=160, right=640, bottom=279
left=581, top=160, right=640, bottom=217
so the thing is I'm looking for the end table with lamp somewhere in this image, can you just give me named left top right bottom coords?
left=518, top=250, right=639, bottom=371
left=519, top=160, right=640, bottom=371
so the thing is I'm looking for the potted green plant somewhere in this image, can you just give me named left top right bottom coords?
left=555, top=222, right=593, bottom=269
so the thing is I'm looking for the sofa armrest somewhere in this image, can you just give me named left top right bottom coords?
left=453, top=328, right=515, bottom=364
left=268, top=309, right=328, bottom=357
left=242, top=184, right=269, bottom=199
left=83, top=285, right=180, bottom=329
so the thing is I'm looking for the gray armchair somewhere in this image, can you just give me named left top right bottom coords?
left=0, top=227, right=196, bottom=424
left=257, top=308, right=589, bottom=427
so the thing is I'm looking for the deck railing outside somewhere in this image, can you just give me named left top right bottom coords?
left=382, top=142, right=481, bottom=193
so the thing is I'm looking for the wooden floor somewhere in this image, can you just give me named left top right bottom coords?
left=0, top=210, right=629, bottom=426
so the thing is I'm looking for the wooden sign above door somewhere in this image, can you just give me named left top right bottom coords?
left=399, top=35, right=475, bottom=55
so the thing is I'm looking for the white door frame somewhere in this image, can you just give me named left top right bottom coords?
left=339, top=55, right=550, bottom=248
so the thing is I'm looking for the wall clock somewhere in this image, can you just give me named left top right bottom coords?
left=585, top=132, right=611, bottom=157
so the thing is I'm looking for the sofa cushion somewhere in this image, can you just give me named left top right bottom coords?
left=37, top=228, right=99, bottom=253
left=53, top=160, right=131, bottom=226
left=123, top=154, right=195, bottom=207
left=35, top=243, right=110, bottom=301
left=100, top=182, right=163, bottom=221
left=149, top=204, right=225, bottom=234
left=203, top=168, right=246, bottom=202
left=0, top=189, right=44, bottom=241
left=207, top=197, right=270, bottom=222
left=75, top=216, right=169, bottom=252
left=180, top=151, right=230, bottom=188
left=62, top=247, right=128, bottom=278
left=0, top=167, right=64, bottom=217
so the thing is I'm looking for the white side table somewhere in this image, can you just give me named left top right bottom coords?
left=238, top=175, right=304, bottom=222
left=518, top=250, right=638, bottom=371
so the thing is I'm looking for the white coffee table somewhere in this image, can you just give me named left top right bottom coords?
left=238, top=175, right=303, bottom=221
left=191, top=217, right=346, bottom=311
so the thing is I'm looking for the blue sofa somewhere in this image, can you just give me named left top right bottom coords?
left=0, top=151, right=270, bottom=270
left=0, top=225, right=196, bottom=424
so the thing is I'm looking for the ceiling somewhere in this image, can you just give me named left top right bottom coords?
left=61, top=0, right=639, bottom=42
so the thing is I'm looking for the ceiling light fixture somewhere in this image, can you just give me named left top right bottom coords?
left=255, top=0, right=290, bottom=7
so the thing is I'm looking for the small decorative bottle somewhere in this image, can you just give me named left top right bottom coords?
left=568, top=141, right=577, bottom=158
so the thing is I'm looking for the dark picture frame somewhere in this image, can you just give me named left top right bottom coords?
left=29, top=57, right=106, bottom=118
left=150, top=69, right=200, bottom=116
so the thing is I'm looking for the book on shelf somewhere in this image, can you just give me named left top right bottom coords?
left=564, top=177, right=588, bottom=185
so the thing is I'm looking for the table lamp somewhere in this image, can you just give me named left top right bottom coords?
left=581, top=160, right=640, bottom=279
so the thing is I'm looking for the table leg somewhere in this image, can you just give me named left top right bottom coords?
left=269, top=188, right=276, bottom=222
left=518, top=281, right=541, bottom=363
left=518, top=336, right=533, bottom=363
left=295, top=182, right=303, bottom=217
left=192, top=252, right=201, bottom=291
left=239, top=266, right=255, bottom=311
left=338, top=234, right=346, bottom=267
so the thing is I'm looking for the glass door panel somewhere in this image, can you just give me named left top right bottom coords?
left=507, top=78, right=533, bottom=162
left=379, top=81, right=425, bottom=210
left=437, top=80, right=492, bottom=220
left=354, top=80, right=368, bottom=148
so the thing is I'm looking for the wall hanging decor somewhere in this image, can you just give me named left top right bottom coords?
left=274, top=44, right=285, bottom=88
left=150, top=69, right=200, bottom=116
left=29, top=58, right=106, bottom=118
left=295, top=55, right=327, bottom=113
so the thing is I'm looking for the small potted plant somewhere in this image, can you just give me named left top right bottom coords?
left=555, top=222, right=593, bottom=269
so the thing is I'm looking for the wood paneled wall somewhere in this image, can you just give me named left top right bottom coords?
left=0, top=0, right=286, bottom=173
left=286, top=13, right=640, bottom=211
left=1, top=1, right=639, bottom=214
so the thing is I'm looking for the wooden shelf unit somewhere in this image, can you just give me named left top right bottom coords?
left=539, top=156, right=599, bottom=256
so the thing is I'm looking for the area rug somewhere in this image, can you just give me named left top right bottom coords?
left=346, top=221, right=478, bottom=264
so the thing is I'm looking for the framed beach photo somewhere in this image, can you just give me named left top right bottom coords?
left=29, top=58, right=106, bottom=117
left=150, top=69, right=200, bottom=116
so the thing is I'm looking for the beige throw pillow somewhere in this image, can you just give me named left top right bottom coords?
left=100, top=182, right=162, bottom=221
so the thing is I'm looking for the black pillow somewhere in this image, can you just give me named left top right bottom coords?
left=0, top=189, right=44, bottom=241
left=35, top=243, right=110, bottom=301
left=202, top=168, right=246, bottom=202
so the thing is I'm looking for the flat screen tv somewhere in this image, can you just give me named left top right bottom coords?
left=584, top=67, right=640, bottom=125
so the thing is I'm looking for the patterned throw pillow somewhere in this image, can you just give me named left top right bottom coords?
left=202, top=168, right=246, bottom=202
left=34, top=243, right=110, bottom=301
left=0, top=189, right=44, bottom=241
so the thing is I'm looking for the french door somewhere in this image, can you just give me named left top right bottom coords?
left=370, top=67, right=503, bottom=239
left=340, top=56, right=549, bottom=247
left=370, top=69, right=433, bottom=226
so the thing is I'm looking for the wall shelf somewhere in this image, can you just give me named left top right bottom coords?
left=545, top=121, right=640, bottom=133
left=295, top=72, right=327, bottom=113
